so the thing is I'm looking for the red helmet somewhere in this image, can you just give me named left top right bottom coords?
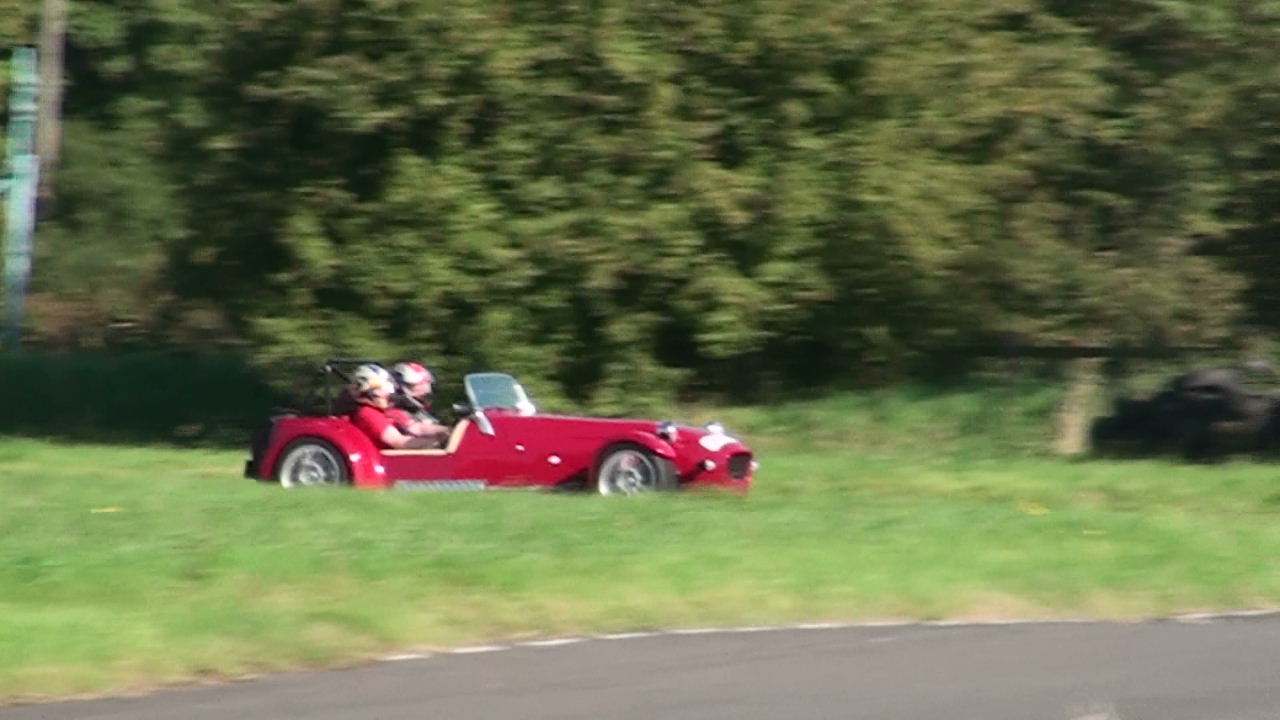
left=392, top=361, right=434, bottom=388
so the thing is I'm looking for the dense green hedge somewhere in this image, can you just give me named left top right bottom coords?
left=7, top=1, right=1280, bottom=410
left=0, top=353, right=277, bottom=445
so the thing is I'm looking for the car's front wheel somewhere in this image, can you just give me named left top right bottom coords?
left=276, top=439, right=350, bottom=488
left=595, top=444, right=678, bottom=496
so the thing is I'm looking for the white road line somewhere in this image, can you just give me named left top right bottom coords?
left=597, top=632, right=658, bottom=640
left=1172, top=609, right=1280, bottom=623
left=518, top=638, right=585, bottom=648
left=793, top=622, right=848, bottom=630
left=1174, top=614, right=1216, bottom=624
left=374, top=608, right=1280, bottom=667
left=449, top=645, right=507, bottom=654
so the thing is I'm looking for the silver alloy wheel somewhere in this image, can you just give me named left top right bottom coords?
left=278, top=442, right=346, bottom=488
left=597, top=448, right=660, bottom=495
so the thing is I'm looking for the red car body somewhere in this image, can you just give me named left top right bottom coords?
left=245, top=371, right=755, bottom=493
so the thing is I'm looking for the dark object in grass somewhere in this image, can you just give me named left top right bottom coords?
left=1090, top=363, right=1280, bottom=462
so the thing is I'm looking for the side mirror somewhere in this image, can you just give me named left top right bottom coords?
left=452, top=402, right=474, bottom=419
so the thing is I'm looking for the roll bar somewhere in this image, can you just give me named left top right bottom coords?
left=320, top=358, right=431, bottom=416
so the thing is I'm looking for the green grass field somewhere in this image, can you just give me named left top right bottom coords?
left=4, top=382, right=1280, bottom=701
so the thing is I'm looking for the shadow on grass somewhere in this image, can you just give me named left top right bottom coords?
left=0, top=352, right=284, bottom=449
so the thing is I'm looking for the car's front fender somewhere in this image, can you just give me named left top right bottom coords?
left=610, top=430, right=678, bottom=460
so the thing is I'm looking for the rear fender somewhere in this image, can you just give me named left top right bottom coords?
left=260, top=417, right=386, bottom=488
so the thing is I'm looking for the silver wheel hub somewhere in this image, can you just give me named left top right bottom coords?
left=280, top=445, right=343, bottom=488
left=599, top=450, right=657, bottom=495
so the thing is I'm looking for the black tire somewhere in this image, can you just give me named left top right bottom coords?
left=275, top=438, right=351, bottom=488
left=594, top=443, right=678, bottom=496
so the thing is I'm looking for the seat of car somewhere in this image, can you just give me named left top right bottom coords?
left=381, top=419, right=471, bottom=456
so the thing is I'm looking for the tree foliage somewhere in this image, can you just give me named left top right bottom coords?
left=12, top=0, right=1280, bottom=408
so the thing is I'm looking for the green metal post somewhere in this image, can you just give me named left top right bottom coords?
left=2, top=48, right=40, bottom=351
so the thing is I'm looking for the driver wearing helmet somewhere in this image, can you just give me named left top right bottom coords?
left=388, top=361, right=451, bottom=448
left=348, top=364, right=440, bottom=450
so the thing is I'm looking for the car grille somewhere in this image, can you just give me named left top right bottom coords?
left=728, top=453, right=751, bottom=479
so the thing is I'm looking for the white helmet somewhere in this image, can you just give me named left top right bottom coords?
left=351, top=364, right=395, bottom=398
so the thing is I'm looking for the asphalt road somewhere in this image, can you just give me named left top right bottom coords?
left=7, top=616, right=1280, bottom=720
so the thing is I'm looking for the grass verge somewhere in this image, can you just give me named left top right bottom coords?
left=4, top=381, right=1280, bottom=700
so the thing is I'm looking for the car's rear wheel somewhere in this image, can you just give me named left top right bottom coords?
left=595, top=444, right=678, bottom=495
left=276, top=439, right=350, bottom=488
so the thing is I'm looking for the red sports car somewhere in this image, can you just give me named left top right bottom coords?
left=245, top=362, right=756, bottom=494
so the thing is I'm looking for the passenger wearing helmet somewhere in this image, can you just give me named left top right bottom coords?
left=389, top=361, right=451, bottom=448
left=348, top=364, right=440, bottom=450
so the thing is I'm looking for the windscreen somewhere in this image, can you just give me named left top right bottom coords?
left=465, top=373, right=536, bottom=414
